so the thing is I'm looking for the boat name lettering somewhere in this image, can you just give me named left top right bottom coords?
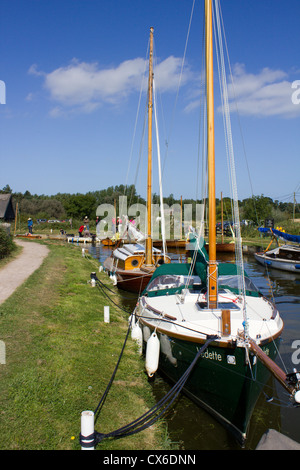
left=201, top=350, right=222, bottom=362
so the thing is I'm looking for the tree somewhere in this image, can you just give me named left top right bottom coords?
left=63, top=194, right=97, bottom=219
left=242, top=195, right=273, bottom=224
left=0, top=184, right=12, bottom=194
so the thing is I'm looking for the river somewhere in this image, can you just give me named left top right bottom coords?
left=88, top=243, right=300, bottom=450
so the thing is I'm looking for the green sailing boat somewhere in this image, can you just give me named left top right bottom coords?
left=133, top=0, right=300, bottom=444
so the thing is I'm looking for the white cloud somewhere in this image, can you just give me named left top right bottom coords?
left=225, top=64, right=300, bottom=118
left=30, top=57, right=298, bottom=119
left=184, top=63, right=300, bottom=118
left=29, top=56, right=190, bottom=116
left=154, top=56, right=190, bottom=92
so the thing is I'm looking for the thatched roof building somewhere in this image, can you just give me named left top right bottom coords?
left=0, top=194, right=15, bottom=221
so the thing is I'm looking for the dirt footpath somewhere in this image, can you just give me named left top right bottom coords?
left=0, top=240, right=49, bottom=305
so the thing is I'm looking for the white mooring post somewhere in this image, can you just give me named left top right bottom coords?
left=81, top=410, right=95, bottom=450
left=104, top=306, right=110, bottom=323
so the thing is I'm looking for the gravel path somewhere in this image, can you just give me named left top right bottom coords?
left=0, top=240, right=49, bottom=305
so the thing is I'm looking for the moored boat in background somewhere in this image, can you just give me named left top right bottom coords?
left=103, top=27, right=170, bottom=293
left=255, top=228, right=300, bottom=273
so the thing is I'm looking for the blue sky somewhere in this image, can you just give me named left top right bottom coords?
left=1, top=0, right=300, bottom=204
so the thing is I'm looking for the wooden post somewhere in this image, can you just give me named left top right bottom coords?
left=14, top=202, right=18, bottom=236
left=104, top=306, right=110, bottom=323
left=221, top=310, right=231, bottom=336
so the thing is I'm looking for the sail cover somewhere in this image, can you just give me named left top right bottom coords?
left=258, top=228, right=300, bottom=244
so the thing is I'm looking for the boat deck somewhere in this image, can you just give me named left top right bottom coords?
left=140, top=289, right=283, bottom=344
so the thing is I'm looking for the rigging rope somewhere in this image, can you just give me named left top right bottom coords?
left=124, top=41, right=149, bottom=209
left=214, top=0, right=260, bottom=226
left=153, top=79, right=167, bottom=258
left=213, top=0, right=248, bottom=339
left=162, top=0, right=196, bottom=177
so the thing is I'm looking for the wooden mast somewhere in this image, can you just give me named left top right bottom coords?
left=145, top=26, right=154, bottom=266
left=180, top=195, right=183, bottom=239
left=205, top=0, right=218, bottom=308
left=221, top=192, right=224, bottom=244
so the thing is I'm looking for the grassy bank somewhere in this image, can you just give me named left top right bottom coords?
left=0, top=241, right=168, bottom=450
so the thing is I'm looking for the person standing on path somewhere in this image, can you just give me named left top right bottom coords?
left=27, top=218, right=33, bottom=234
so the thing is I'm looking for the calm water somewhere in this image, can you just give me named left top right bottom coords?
left=88, top=243, right=300, bottom=450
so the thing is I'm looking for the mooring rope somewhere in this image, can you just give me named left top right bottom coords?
left=81, top=273, right=218, bottom=448
left=80, top=333, right=217, bottom=448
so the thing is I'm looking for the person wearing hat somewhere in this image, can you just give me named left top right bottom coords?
left=27, top=218, right=33, bottom=234
left=83, top=216, right=89, bottom=231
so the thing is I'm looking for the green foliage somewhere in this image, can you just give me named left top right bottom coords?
left=0, top=228, right=15, bottom=259
left=242, top=195, right=273, bottom=224
left=1, top=184, right=299, bottom=226
left=63, top=193, right=97, bottom=219
left=20, top=198, right=66, bottom=219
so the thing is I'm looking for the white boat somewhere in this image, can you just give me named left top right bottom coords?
left=255, top=228, right=300, bottom=273
left=131, top=1, right=300, bottom=445
left=255, top=244, right=300, bottom=273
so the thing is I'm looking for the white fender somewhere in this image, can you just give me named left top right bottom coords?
left=131, top=322, right=143, bottom=355
left=145, top=332, right=160, bottom=377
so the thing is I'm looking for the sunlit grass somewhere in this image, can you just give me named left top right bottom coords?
left=0, top=241, right=168, bottom=450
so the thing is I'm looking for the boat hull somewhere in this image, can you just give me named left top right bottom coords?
left=101, top=237, right=117, bottom=246
left=143, top=330, right=280, bottom=445
left=115, top=269, right=152, bottom=293
left=16, top=234, right=42, bottom=239
left=153, top=239, right=187, bottom=249
left=254, top=252, right=300, bottom=273
left=206, top=242, right=236, bottom=253
left=103, top=256, right=156, bottom=293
